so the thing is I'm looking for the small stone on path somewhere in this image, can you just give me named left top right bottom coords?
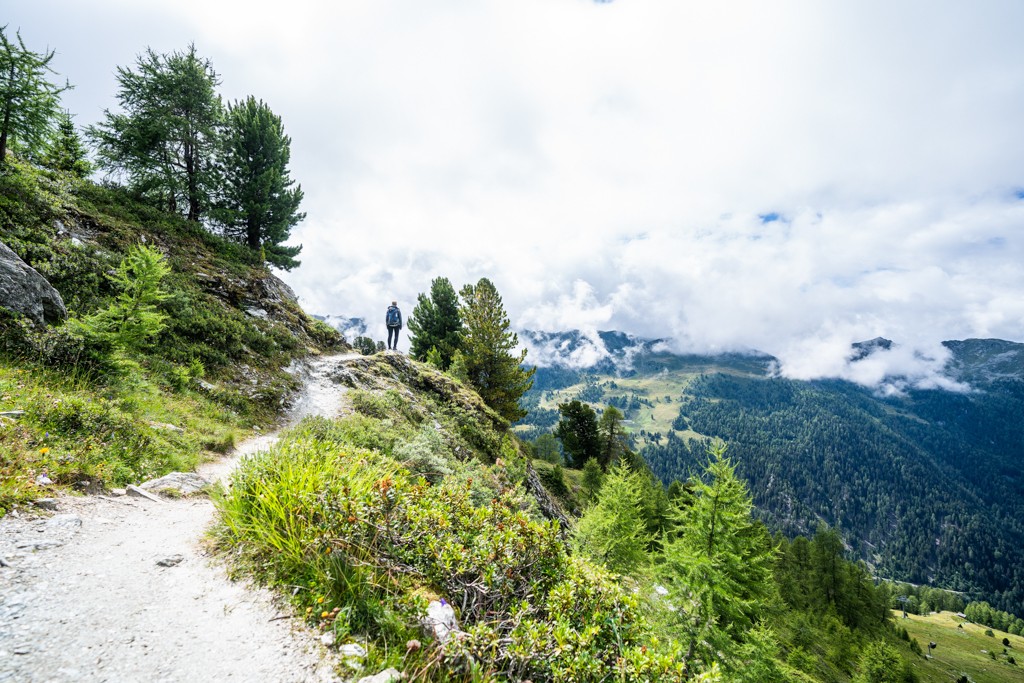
left=357, top=668, right=402, bottom=683
left=125, top=485, right=163, bottom=502
left=156, top=555, right=184, bottom=567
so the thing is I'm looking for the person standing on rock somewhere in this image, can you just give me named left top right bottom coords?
left=385, top=300, right=402, bottom=350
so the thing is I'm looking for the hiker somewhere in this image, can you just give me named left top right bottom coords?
left=386, top=300, right=402, bottom=350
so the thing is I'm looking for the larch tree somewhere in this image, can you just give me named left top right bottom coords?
left=0, top=26, right=69, bottom=164
left=660, top=441, right=778, bottom=676
left=408, top=276, right=462, bottom=369
left=89, top=44, right=222, bottom=222
left=458, top=277, right=535, bottom=423
left=214, top=96, right=304, bottom=270
left=572, top=461, right=653, bottom=577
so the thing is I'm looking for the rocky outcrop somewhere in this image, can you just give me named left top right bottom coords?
left=525, top=460, right=571, bottom=532
left=0, top=240, right=67, bottom=325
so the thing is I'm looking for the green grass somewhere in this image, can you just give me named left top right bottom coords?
left=0, top=360, right=246, bottom=513
left=533, top=372, right=699, bottom=442
left=0, top=155, right=344, bottom=513
left=897, top=611, right=1024, bottom=683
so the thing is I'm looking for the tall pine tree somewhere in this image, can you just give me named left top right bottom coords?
left=214, top=96, right=304, bottom=270
left=89, top=44, right=222, bottom=222
left=554, top=399, right=600, bottom=468
left=597, top=404, right=628, bottom=469
left=408, top=276, right=462, bottom=369
left=458, top=277, right=534, bottom=423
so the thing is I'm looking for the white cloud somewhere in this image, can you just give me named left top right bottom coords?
left=8, top=1, right=1024, bottom=381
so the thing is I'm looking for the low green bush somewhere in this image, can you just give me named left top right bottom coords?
left=215, top=414, right=698, bottom=682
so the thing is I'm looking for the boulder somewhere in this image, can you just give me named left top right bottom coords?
left=421, top=600, right=459, bottom=644
left=0, top=239, right=67, bottom=325
left=140, top=472, right=211, bottom=496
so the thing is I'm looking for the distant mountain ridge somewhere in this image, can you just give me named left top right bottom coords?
left=314, top=314, right=368, bottom=341
left=515, top=331, right=1024, bottom=615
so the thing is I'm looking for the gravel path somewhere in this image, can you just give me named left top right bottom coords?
left=0, top=354, right=356, bottom=683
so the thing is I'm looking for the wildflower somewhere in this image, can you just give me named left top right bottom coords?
left=39, top=447, right=50, bottom=455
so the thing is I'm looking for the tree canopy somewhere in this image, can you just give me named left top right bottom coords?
left=572, top=461, right=652, bottom=576
left=458, top=277, right=534, bottom=423
left=89, top=43, right=223, bottom=222
left=0, top=25, right=70, bottom=164
left=660, top=441, right=778, bottom=674
left=554, top=399, right=600, bottom=468
left=408, top=276, right=462, bottom=369
left=213, top=96, right=304, bottom=270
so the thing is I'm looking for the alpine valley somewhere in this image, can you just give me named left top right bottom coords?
left=511, top=329, right=1024, bottom=616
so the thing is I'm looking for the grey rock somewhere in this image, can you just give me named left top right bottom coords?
left=0, top=239, right=67, bottom=325
left=421, top=600, right=459, bottom=644
left=16, top=539, right=63, bottom=551
left=45, top=514, right=82, bottom=530
left=337, top=643, right=366, bottom=659
left=0, top=556, right=10, bottom=567
left=357, top=668, right=402, bottom=683
left=156, top=554, right=184, bottom=567
left=125, top=485, right=163, bottom=502
left=147, top=421, right=185, bottom=433
left=31, top=498, right=59, bottom=511
left=140, top=472, right=210, bottom=496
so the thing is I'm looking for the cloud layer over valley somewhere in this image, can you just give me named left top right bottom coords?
left=9, top=1, right=1024, bottom=386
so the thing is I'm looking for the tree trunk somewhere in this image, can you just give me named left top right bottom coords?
left=0, top=64, right=14, bottom=163
left=185, top=141, right=199, bottom=222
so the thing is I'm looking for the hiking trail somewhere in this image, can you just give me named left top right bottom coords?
left=0, top=354, right=357, bottom=683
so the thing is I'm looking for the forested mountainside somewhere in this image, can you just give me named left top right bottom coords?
left=518, top=331, right=1024, bottom=615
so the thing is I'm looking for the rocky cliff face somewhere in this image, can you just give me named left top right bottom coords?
left=0, top=239, right=67, bottom=326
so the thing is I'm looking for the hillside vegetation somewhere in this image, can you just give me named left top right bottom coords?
left=517, top=334, right=1024, bottom=618
left=0, top=157, right=343, bottom=511
left=898, top=611, right=1024, bottom=683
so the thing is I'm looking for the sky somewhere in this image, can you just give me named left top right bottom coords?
left=7, top=1, right=1024, bottom=386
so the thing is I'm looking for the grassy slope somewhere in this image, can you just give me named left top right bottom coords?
left=0, top=160, right=344, bottom=511
left=523, top=352, right=767, bottom=445
left=899, top=611, right=1024, bottom=683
